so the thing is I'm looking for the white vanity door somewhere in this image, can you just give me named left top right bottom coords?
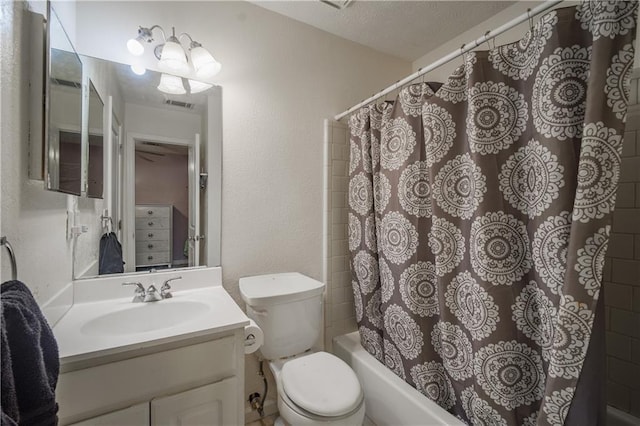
left=150, top=377, right=238, bottom=426
left=68, top=402, right=149, bottom=426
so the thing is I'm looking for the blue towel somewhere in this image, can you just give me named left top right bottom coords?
left=1, top=281, right=59, bottom=426
left=99, top=232, right=124, bottom=275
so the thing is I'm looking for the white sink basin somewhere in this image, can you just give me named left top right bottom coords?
left=80, top=300, right=211, bottom=336
left=54, top=280, right=250, bottom=367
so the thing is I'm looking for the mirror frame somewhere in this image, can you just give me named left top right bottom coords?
left=44, top=3, right=84, bottom=196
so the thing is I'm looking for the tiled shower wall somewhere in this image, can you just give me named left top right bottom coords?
left=604, top=74, right=640, bottom=417
left=324, top=120, right=357, bottom=351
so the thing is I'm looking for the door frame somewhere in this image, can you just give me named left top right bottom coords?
left=124, top=132, right=193, bottom=273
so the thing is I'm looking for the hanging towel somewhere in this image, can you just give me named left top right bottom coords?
left=99, top=232, right=124, bottom=274
left=1, top=280, right=59, bottom=426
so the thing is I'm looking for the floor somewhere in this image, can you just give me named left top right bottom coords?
left=246, top=414, right=276, bottom=426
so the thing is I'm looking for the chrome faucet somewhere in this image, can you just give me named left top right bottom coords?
left=122, top=281, right=166, bottom=303
left=122, top=282, right=146, bottom=303
left=143, top=285, right=163, bottom=302
left=160, top=276, right=182, bottom=299
left=123, top=277, right=183, bottom=303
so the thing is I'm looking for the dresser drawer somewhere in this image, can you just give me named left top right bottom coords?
left=136, top=252, right=170, bottom=266
left=136, top=240, right=170, bottom=253
left=135, top=206, right=171, bottom=219
left=137, top=229, right=170, bottom=242
left=135, top=217, right=170, bottom=230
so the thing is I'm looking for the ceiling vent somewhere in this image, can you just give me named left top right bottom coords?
left=320, top=0, right=353, bottom=10
left=164, top=99, right=195, bottom=109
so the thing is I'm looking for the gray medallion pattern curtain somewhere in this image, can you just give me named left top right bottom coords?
left=347, top=2, right=638, bottom=425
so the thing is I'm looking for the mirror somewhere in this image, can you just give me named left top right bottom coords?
left=87, top=80, right=104, bottom=198
left=71, top=54, right=221, bottom=279
left=46, top=6, right=83, bottom=195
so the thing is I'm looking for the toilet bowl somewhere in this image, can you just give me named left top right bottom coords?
left=239, top=273, right=365, bottom=426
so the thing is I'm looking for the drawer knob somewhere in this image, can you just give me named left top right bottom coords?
left=147, top=210, right=153, bottom=215
left=148, top=221, right=154, bottom=226
left=148, top=244, right=154, bottom=249
left=148, top=233, right=154, bottom=238
left=148, top=255, right=153, bottom=260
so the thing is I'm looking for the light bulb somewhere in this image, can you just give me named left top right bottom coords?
left=130, top=64, right=146, bottom=75
left=190, top=45, right=221, bottom=78
left=157, top=73, right=186, bottom=95
left=188, top=79, right=213, bottom=94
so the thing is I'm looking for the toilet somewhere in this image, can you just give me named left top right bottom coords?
left=239, top=273, right=365, bottom=426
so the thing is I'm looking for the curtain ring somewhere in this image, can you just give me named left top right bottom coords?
left=460, top=43, right=467, bottom=66
left=527, top=8, right=534, bottom=32
left=484, top=30, right=492, bottom=50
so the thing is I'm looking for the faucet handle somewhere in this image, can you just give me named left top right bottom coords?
left=122, top=282, right=145, bottom=293
left=122, top=282, right=145, bottom=302
left=162, top=276, right=182, bottom=287
left=160, top=276, right=182, bottom=299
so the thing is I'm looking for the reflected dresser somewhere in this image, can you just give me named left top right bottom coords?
left=135, top=204, right=173, bottom=269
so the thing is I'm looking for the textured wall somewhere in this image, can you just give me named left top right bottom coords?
left=0, top=1, right=73, bottom=302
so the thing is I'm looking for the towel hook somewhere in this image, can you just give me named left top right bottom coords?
left=1, top=237, right=18, bottom=281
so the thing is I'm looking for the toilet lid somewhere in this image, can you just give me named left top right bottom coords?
left=281, top=352, right=362, bottom=417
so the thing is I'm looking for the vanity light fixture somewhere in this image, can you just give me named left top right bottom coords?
left=126, top=24, right=221, bottom=87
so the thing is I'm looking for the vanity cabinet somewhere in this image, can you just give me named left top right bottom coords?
left=68, top=379, right=237, bottom=426
left=58, top=331, right=244, bottom=426
left=135, top=204, right=172, bottom=269
left=69, top=403, right=149, bottom=425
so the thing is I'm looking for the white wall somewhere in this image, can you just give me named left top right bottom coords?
left=0, top=1, right=73, bottom=306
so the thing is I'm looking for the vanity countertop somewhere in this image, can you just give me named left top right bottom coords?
left=53, top=285, right=248, bottom=370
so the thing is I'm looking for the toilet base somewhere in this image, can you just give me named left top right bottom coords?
left=274, top=416, right=286, bottom=426
left=277, top=391, right=365, bottom=426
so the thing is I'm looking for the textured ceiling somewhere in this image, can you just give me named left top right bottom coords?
left=249, top=1, right=517, bottom=61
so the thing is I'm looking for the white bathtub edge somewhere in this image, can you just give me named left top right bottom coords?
left=334, top=331, right=464, bottom=426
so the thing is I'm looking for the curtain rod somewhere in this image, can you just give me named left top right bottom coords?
left=334, top=0, right=564, bottom=121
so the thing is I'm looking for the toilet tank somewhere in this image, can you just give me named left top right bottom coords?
left=239, top=273, right=325, bottom=359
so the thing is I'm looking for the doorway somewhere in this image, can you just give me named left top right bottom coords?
left=123, top=133, right=201, bottom=273
left=135, top=141, right=189, bottom=271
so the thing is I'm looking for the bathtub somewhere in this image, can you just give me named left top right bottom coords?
left=334, top=331, right=640, bottom=426
left=333, top=331, right=464, bottom=426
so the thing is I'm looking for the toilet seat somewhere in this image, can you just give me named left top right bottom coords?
left=280, top=352, right=363, bottom=417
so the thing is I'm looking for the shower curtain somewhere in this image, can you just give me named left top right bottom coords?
left=348, top=2, right=637, bottom=425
